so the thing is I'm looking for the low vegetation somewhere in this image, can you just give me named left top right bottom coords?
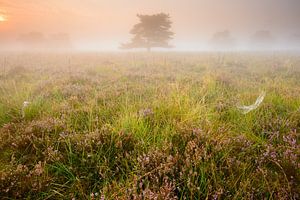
left=0, top=52, right=299, bottom=199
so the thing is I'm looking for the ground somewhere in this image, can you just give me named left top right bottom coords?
left=0, top=52, right=299, bottom=199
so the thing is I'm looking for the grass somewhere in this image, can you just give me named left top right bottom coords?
left=0, top=52, right=299, bottom=199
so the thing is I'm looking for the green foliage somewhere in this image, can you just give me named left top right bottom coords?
left=121, top=13, right=174, bottom=51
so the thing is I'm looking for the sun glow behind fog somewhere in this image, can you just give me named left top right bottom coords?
left=0, top=0, right=300, bottom=51
left=0, top=15, right=7, bottom=22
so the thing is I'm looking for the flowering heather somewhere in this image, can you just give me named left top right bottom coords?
left=0, top=53, right=299, bottom=199
left=138, top=108, right=154, bottom=118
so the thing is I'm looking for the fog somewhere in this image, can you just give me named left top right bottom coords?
left=0, top=0, right=300, bottom=51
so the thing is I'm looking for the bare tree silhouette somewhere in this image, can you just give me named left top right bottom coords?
left=121, top=13, right=174, bottom=52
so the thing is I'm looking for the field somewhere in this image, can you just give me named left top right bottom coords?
left=0, top=52, right=299, bottom=199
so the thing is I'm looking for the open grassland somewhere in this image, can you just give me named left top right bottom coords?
left=0, top=52, right=299, bottom=199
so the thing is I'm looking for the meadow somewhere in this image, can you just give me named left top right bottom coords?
left=0, top=52, right=299, bottom=199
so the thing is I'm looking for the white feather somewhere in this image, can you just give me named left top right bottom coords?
left=237, top=91, right=266, bottom=114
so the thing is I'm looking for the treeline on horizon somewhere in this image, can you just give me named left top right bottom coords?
left=1, top=13, right=300, bottom=51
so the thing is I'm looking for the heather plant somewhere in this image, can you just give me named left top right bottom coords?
left=0, top=52, right=299, bottom=199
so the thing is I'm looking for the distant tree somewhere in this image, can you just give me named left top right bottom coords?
left=210, top=30, right=235, bottom=50
left=18, top=32, right=45, bottom=44
left=49, top=33, right=72, bottom=50
left=250, top=30, right=274, bottom=49
left=289, top=33, right=300, bottom=49
left=286, top=33, right=300, bottom=50
left=121, top=13, right=174, bottom=52
left=18, top=32, right=73, bottom=50
left=290, top=33, right=300, bottom=40
left=18, top=32, right=46, bottom=49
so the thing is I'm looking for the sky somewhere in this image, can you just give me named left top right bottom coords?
left=0, top=0, right=299, bottom=50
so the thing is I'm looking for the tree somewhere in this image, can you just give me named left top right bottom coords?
left=289, top=33, right=300, bottom=50
left=121, top=13, right=174, bottom=52
left=210, top=30, right=235, bottom=51
left=18, top=32, right=47, bottom=50
left=250, top=30, right=274, bottom=50
left=18, top=32, right=46, bottom=49
left=49, top=33, right=72, bottom=50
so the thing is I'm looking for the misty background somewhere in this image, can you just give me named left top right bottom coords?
left=0, top=0, right=299, bottom=51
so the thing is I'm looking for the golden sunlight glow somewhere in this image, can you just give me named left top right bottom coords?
left=0, top=15, right=7, bottom=22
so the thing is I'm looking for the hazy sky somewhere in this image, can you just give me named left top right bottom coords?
left=0, top=0, right=299, bottom=50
